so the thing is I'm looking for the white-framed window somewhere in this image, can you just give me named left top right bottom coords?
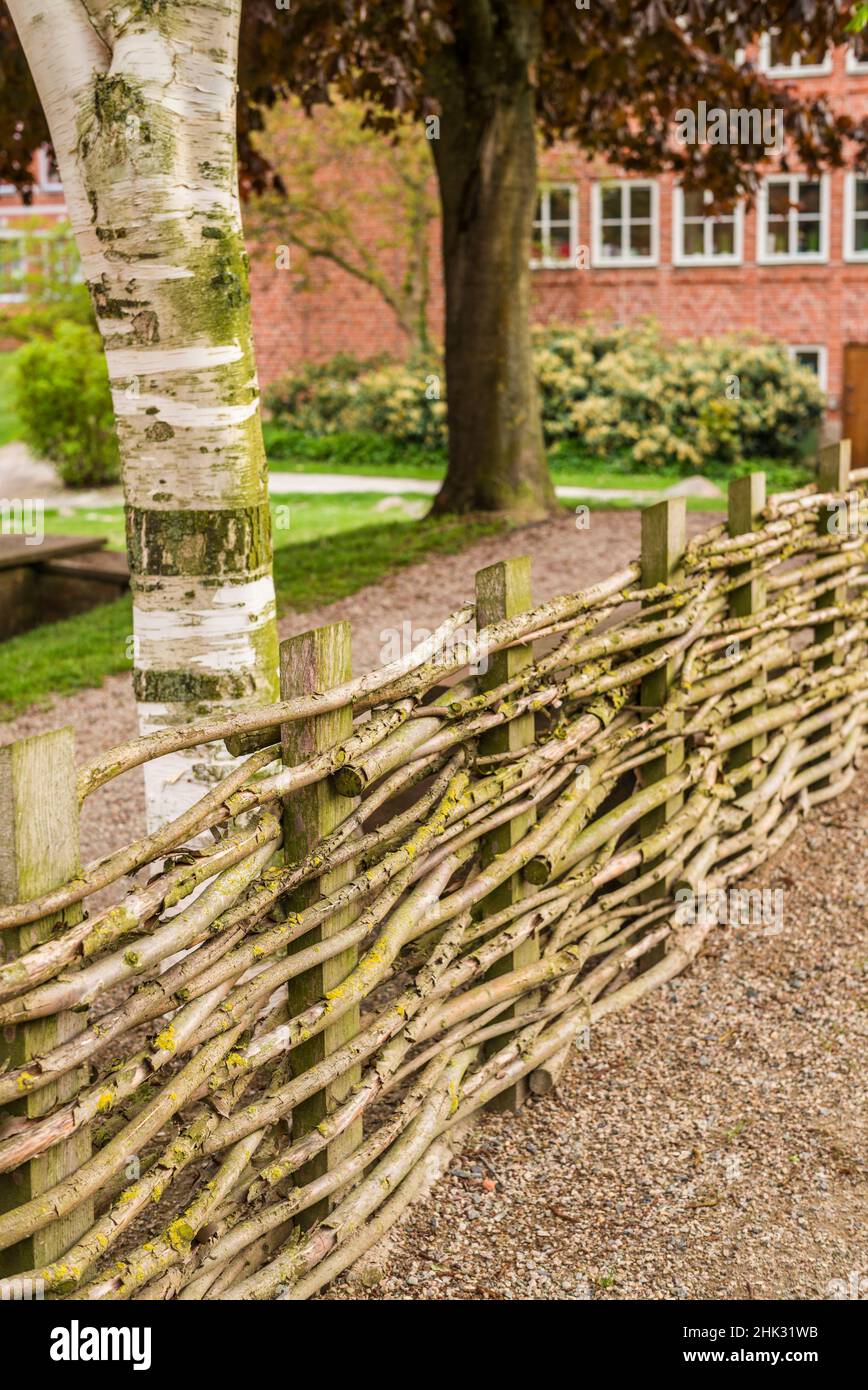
left=787, top=344, right=828, bottom=392
left=37, top=148, right=63, bottom=193
left=673, top=187, right=743, bottom=265
left=531, top=185, right=578, bottom=269
left=757, top=175, right=828, bottom=263
left=592, top=180, right=658, bottom=266
left=844, top=173, right=868, bottom=261
left=846, top=33, right=868, bottom=74
left=758, top=32, right=832, bottom=77
left=0, top=230, right=27, bottom=302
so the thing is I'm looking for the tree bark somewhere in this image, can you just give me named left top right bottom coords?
left=8, top=0, right=279, bottom=830
left=428, top=0, right=555, bottom=520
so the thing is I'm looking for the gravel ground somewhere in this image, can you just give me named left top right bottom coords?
left=1, top=509, right=714, bottom=864
left=322, top=772, right=868, bottom=1302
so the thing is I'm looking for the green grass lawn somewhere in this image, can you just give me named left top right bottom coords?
left=0, top=495, right=504, bottom=717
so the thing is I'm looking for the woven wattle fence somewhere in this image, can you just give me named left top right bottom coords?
left=0, top=449, right=865, bottom=1301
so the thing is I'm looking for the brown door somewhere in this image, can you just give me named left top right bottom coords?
left=843, top=344, right=868, bottom=469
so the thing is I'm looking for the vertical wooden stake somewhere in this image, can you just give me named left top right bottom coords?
left=0, top=729, right=92, bottom=1284
left=280, top=622, right=361, bottom=1228
left=812, top=440, right=852, bottom=785
left=637, top=498, right=686, bottom=969
left=727, top=473, right=767, bottom=790
left=476, top=556, right=538, bottom=1113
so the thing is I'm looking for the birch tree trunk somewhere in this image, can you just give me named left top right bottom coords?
left=8, top=0, right=279, bottom=829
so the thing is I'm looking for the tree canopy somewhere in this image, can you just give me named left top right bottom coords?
left=3, top=3, right=867, bottom=201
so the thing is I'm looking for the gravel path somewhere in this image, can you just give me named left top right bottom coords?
left=322, top=772, right=867, bottom=1302
left=1, top=509, right=714, bottom=864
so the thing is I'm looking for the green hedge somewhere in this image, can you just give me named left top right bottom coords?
left=13, top=322, right=120, bottom=488
left=265, top=322, right=824, bottom=474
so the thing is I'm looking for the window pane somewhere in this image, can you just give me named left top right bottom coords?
left=533, top=194, right=545, bottom=222
left=797, top=181, right=820, bottom=214
left=767, top=182, right=790, bottom=217
left=629, top=185, right=651, bottom=219
left=682, top=222, right=705, bottom=256
left=682, top=190, right=705, bottom=218
left=712, top=221, right=735, bottom=255
left=855, top=179, right=868, bottom=213
left=601, top=185, right=622, bottom=220
left=549, top=189, right=571, bottom=223
left=530, top=233, right=545, bottom=262
left=794, top=350, right=820, bottom=375
left=796, top=218, right=820, bottom=254
left=799, top=45, right=826, bottom=67
left=766, top=222, right=790, bottom=256
left=600, top=223, right=623, bottom=258
left=855, top=218, right=868, bottom=253
left=549, top=232, right=572, bottom=263
left=629, top=222, right=651, bottom=258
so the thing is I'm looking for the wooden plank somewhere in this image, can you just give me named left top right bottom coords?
left=0, top=534, right=106, bottom=572
left=727, top=473, right=767, bottom=785
left=637, top=498, right=686, bottom=969
left=40, top=551, right=129, bottom=583
left=812, top=440, right=852, bottom=786
left=476, top=556, right=538, bottom=1113
left=280, top=622, right=361, bottom=1228
left=0, top=729, right=93, bottom=1285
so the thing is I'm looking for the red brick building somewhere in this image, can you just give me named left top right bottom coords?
left=3, top=38, right=868, bottom=457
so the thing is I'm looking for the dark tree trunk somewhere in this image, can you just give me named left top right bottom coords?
left=428, top=1, right=556, bottom=520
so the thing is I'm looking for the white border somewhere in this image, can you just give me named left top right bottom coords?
left=530, top=184, right=579, bottom=270
left=672, top=187, right=743, bottom=266
left=757, top=33, right=832, bottom=77
left=591, top=179, right=659, bottom=268
left=843, top=171, right=868, bottom=261
left=756, top=173, right=829, bottom=264
left=787, top=344, right=828, bottom=392
left=845, top=42, right=868, bottom=75
left=36, top=148, right=63, bottom=193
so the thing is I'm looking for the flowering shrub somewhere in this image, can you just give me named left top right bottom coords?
left=265, top=322, right=824, bottom=473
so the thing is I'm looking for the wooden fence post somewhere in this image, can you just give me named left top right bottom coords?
left=0, top=729, right=93, bottom=1284
left=637, top=498, right=686, bottom=968
left=476, top=556, right=538, bottom=1113
left=727, top=473, right=768, bottom=788
left=812, top=440, right=852, bottom=785
left=280, top=622, right=361, bottom=1228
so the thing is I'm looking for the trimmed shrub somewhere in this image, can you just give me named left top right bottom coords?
left=265, top=322, right=824, bottom=474
left=13, top=322, right=120, bottom=487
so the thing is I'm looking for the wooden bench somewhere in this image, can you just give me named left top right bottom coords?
left=0, top=535, right=130, bottom=641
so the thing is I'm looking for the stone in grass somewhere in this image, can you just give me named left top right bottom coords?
left=374, top=494, right=428, bottom=517
left=661, top=476, right=724, bottom=500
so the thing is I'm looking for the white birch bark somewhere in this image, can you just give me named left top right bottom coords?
left=8, top=0, right=279, bottom=830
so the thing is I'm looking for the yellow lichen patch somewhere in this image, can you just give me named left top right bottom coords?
left=16, top=1071, right=37, bottom=1093
left=153, top=1024, right=176, bottom=1053
left=167, top=1218, right=195, bottom=1252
